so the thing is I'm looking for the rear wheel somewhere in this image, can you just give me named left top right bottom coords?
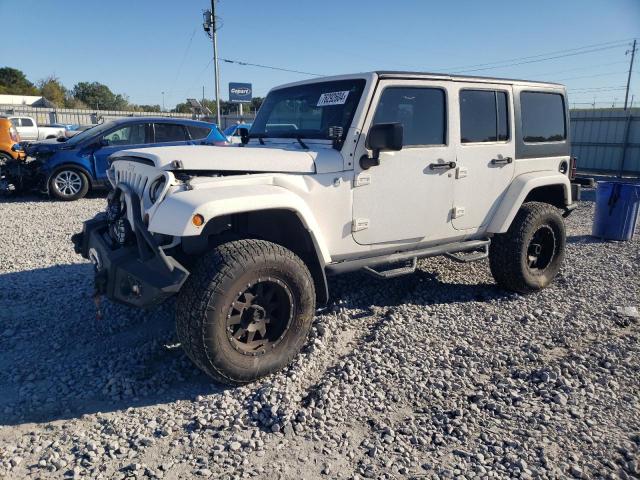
left=176, top=239, right=315, bottom=385
left=49, top=168, right=89, bottom=201
left=489, top=202, right=566, bottom=293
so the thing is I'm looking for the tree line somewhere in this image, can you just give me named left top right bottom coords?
left=0, top=67, right=263, bottom=114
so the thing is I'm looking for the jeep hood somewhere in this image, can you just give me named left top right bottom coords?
left=111, top=145, right=317, bottom=174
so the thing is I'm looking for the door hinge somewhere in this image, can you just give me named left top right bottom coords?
left=456, top=166, right=468, bottom=179
left=354, top=173, right=371, bottom=187
left=452, top=206, right=465, bottom=219
left=352, top=218, right=370, bottom=232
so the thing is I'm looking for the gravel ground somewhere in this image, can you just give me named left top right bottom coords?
left=0, top=191, right=639, bottom=480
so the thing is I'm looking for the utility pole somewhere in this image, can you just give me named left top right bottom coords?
left=208, top=0, right=222, bottom=126
left=161, top=91, right=165, bottom=112
left=624, top=39, right=637, bottom=111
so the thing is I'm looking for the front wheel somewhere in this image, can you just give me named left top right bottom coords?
left=489, top=202, right=566, bottom=293
left=49, top=168, right=89, bottom=201
left=176, top=239, right=316, bottom=385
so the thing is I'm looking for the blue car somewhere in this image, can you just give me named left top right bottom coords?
left=22, top=117, right=227, bottom=200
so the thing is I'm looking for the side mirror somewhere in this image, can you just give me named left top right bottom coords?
left=99, top=138, right=110, bottom=147
left=238, top=127, right=250, bottom=145
left=361, top=123, right=403, bottom=169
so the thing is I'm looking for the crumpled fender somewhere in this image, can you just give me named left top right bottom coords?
left=487, top=172, right=571, bottom=233
left=148, top=183, right=331, bottom=264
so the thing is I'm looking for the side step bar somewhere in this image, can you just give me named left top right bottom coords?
left=326, top=239, right=491, bottom=276
left=363, top=257, right=418, bottom=279
left=444, top=243, right=489, bottom=263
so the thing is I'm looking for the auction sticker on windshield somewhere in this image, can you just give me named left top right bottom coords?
left=317, top=91, right=350, bottom=106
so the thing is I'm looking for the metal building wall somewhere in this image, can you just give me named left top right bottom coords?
left=570, top=108, right=639, bottom=176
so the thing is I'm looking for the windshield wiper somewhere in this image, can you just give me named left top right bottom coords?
left=294, top=136, right=308, bottom=149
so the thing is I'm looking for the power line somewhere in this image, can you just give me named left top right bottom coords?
left=166, top=28, right=197, bottom=98
left=570, top=84, right=627, bottom=90
left=221, top=58, right=324, bottom=77
left=180, top=58, right=214, bottom=99
left=436, top=38, right=634, bottom=73
left=524, top=60, right=629, bottom=79
left=555, top=70, right=637, bottom=81
left=454, top=43, right=632, bottom=74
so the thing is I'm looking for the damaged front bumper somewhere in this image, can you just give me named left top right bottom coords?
left=0, top=158, right=44, bottom=194
left=72, top=184, right=189, bottom=308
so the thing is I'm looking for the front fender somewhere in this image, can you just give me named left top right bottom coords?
left=487, top=172, right=571, bottom=234
left=148, top=184, right=332, bottom=264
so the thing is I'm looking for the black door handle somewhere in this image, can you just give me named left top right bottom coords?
left=429, top=161, right=457, bottom=170
left=491, top=157, right=513, bottom=165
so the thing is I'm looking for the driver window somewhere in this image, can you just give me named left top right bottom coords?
left=103, top=124, right=148, bottom=146
left=372, top=87, right=446, bottom=147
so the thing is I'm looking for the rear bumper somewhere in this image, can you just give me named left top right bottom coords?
left=72, top=185, right=189, bottom=308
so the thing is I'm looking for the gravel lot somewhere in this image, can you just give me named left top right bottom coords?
left=0, top=191, right=639, bottom=479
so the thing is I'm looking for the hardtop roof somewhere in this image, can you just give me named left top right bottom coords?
left=374, top=70, right=564, bottom=87
left=273, top=71, right=564, bottom=91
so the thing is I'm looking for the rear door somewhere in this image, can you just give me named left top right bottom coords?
left=92, top=123, right=152, bottom=180
left=153, top=123, right=193, bottom=146
left=451, top=84, right=515, bottom=230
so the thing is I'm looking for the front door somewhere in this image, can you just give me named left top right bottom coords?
left=92, top=123, right=152, bottom=180
left=451, top=84, right=515, bottom=230
left=352, top=80, right=456, bottom=245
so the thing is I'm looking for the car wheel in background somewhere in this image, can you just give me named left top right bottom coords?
left=49, top=168, right=90, bottom=201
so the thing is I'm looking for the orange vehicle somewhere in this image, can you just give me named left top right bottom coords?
left=0, top=116, right=25, bottom=162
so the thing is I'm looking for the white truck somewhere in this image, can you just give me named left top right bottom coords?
left=73, top=71, right=579, bottom=385
left=9, top=116, right=65, bottom=141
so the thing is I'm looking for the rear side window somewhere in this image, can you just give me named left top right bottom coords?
left=373, top=87, right=446, bottom=146
left=155, top=123, right=188, bottom=142
left=21, top=118, right=34, bottom=127
left=103, top=123, right=149, bottom=145
left=460, top=90, right=509, bottom=143
left=520, top=92, right=566, bottom=142
left=187, top=125, right=211, bottom=140
left=10, top=118, right=19, bottom=127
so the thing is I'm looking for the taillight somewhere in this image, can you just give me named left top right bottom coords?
left=569, top=157, right=577, bottom=180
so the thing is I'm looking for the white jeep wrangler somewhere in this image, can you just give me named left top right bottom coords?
left=73, top=71, right=579, bottom=385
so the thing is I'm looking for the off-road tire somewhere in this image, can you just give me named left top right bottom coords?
left=176, top=239, right=316, bottom=385
left=49, top=168, right=89, bottom=201
left=489, top=201, right=566, bottom=294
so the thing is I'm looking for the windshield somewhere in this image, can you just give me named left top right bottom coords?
left=251, top=79, right=366, bottom=140
left=64, top=121, right=114, bottom=145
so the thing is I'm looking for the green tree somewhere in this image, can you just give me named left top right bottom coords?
left=64, top=97, right=88, bottom=109
left=71, top=81, right=129, bottom=110
left=250, top=96, right=263, bottom=113
left=136, top=104, right=162, bottom=112
left=0, top=67, right=38, bottom=95
left=38, top=76, right=67, bottom=107
left=172, top=102, right=193, bottom=114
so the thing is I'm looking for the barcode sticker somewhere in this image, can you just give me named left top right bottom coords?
left=317, top=91, right=350, bottom=107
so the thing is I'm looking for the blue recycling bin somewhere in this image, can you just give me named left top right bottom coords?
left=592, top=181, right=640, bottom=241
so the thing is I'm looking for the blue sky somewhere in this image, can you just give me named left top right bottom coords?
left=2, top=0, right=639, bottom=109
